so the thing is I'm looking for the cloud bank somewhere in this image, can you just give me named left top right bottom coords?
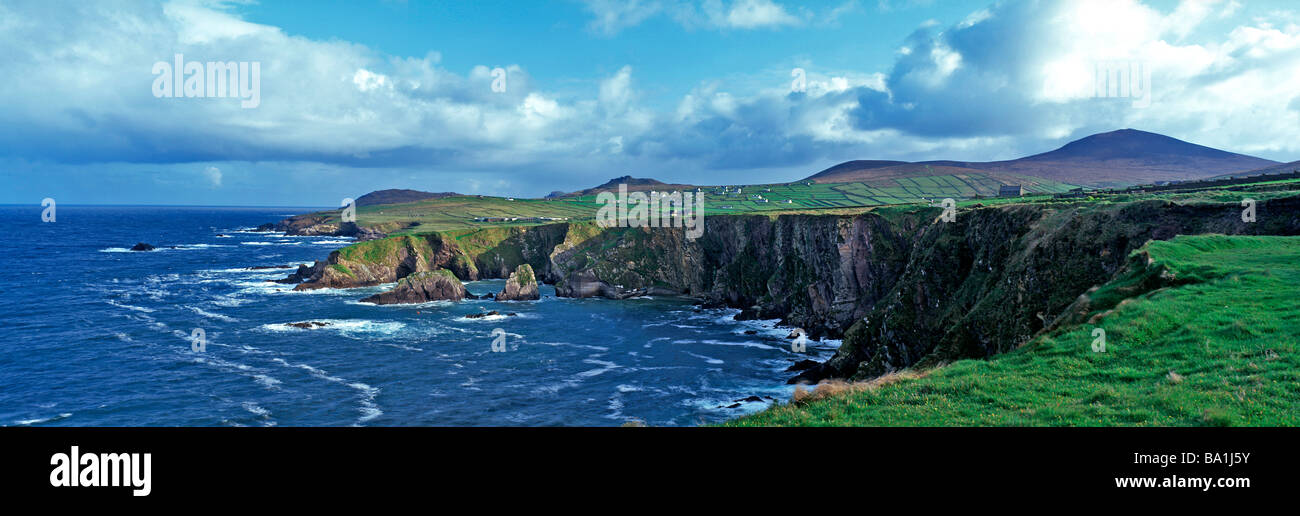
left=0, top=0, right=1297, bottom=202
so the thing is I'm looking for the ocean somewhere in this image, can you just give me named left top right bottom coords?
left=0, top=205, right=837, bottom=426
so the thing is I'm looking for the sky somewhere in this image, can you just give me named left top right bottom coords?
left=2, top=0, right=1299, bottom=205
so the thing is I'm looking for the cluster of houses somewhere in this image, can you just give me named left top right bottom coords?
left=472, top=216, right=569, bottom=223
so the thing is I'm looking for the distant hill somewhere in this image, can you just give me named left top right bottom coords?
left=1208, top=160, right=1300, bottom=180
left=355, top=189, right=459, bottom=207
left=557, top=175, right=694, bottom=198
left=806, top=129, right=1279, bottom=187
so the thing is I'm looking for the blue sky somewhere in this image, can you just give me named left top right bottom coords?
left=2, top=0, right=1299, bottom=205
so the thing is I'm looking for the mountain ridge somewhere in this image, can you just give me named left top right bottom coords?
left=806, top=129, right=1279, bottom=187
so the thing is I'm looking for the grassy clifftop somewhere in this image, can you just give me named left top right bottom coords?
left=729, top=234, right=1300, bottom=426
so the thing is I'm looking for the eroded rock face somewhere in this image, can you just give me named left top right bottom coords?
left=359, top=270, right=467, bottom=304
left=495, top=264, right=540, bottom=301
left=274, top=193, right=1300, bottom=384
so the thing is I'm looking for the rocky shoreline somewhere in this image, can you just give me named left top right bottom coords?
left=260, top=193, right=1300, bottom=384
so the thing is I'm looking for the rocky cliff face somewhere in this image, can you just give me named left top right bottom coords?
left=496, top=264, right=540, bottom=301
left=279, top=193, right=1300, bottom=384
left=794, top=195, right=1300, bottom=383
left=360, top=270, right=467, bottom=304
left=285, top=225, right=570, bottom=290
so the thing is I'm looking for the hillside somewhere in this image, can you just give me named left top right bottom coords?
left=1207, top=159, right=1300, bottom=180
left=806, top=129, right=1278, bottom=187
left=558, top=175, right=693, bottom=198
left=355, top=189, right=459, bottom=206
left=266, top=174, right=1077, bottom=237
left=729, top=234, right=1300, bottom=426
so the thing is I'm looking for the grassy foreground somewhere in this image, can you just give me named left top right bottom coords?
left=728, top=234, right=1300, bottom=426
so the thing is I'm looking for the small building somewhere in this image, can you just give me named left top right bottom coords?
left=998, top=185, right=1024, bottom=197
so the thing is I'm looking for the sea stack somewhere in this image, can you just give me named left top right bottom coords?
left=495, top=264, right=540, bottom=301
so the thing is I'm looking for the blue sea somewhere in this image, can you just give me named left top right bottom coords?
left=0, top=206, right=837, bottom=426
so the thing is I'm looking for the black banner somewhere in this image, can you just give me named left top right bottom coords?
left=1, top=427, right=1292, bottom=503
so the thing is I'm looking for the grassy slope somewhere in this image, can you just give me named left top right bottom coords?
left=317, top=174, right=1079, bottom=234
left=728, top=234, right=1300, bottom=426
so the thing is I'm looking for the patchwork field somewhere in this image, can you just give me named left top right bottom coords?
left=344, top=172, right=1079, bottom=233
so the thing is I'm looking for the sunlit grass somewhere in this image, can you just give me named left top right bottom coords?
left=728, top=235, right=1300, bottom=426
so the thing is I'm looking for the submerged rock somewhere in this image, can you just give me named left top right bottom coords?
left=495, top=264, right=540, bottom=301
left=129, top=242, right=155, bottom=251
left=360, top=270, right=467, bottom=305
left=784, top=359, right=820, bottom=372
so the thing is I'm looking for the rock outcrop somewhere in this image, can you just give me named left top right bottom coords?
left=130, top=242, right=155, bottom=251
left=495, top=264, right=540, bottom=301
left=359, top=270, right=467, bottom=304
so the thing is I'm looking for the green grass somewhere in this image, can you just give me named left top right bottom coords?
left=727, top=234, right=1300, bottom=426
left=302, top=173, right=1080, bottom=234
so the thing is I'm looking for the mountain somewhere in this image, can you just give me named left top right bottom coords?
left=354, top=189, right=459, bottom=206
left=558, top=175, right=694, bottom=197
left=806, top=129, right=1279, bottom=187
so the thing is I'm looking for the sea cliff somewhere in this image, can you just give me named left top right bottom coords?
left=270, top=192, right=1300, bottom=383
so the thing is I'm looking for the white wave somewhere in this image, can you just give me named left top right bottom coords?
left=344, top=299, right=453, bottom=309
left=311, top=240, right=354, bottom=245
left=188, top=306, right=239, bottom=322
left=531, top=341, right=609, bottom=352
left=15, top=413, right=72, bottom=426
left=682, top=351, right=725, bottom=365
left=351, top=382, right=383, bottom=425
left=267, top=358, right=381, bottom=425
left=239, top=242, right=275, bottom=246
left=106, top=300, right=155, bottom=313
left=175, top=243, right=232, bottom=250
left=576, top=359, right=620, bottom=378
left=259, top=319, right=406, bottom=337
left=696, top=339, right=777, bottom=350
left=241, top=402, right=271, bottom=417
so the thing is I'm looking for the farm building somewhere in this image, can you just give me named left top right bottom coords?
left=998, top=185, right=1024, bottom=197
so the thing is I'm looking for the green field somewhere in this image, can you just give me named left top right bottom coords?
left=727, top=234, right=1300, bottom=426
left=339, top=173, right=1079, bottom=233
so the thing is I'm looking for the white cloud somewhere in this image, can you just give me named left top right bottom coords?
left=203, top=166, right=222, bottom=187
left=580, top=0, right=810, bottom=35
left=706, top=0, right=803, bottom=29
left=1, top=0, right=1298, bottom=198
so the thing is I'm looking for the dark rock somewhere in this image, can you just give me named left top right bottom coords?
left=286, top=321, right=330, bottom=329
left=129, top=242, right=155, bottom=251
left=465, top=310, right=519, bottom=319
left=784, top=359, right=820, bottom=372
left=743, top=330, right=758, bottom=335
left=734, top=308, right=761, bottom=321
left=734, top=396, right=764, bottom=403
left=274, top=263, right=318, bottom=284
left=360, top=270, right=467, bottom=305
